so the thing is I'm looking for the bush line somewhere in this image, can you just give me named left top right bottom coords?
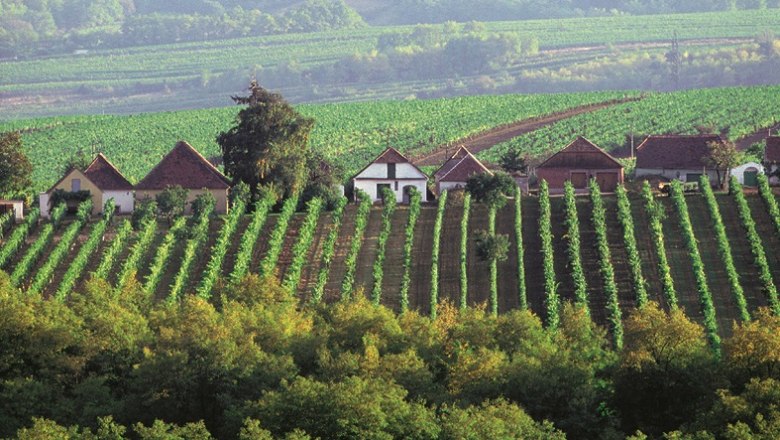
left=589, top=180, right=623, bottom=348
left=670, top=181, right=720, bottom=353
left=142, top=216, right=187, bottom=296
left=11, top=202, right=76, bottom=287
left=399, top=188, right=421, bottom=313
left=168, top=203, right=214, bottom=301
left=430, top=190, right=448, bottom=319
left=196, top=198, right=247, bottom=299
left=230, top=193, right=275, bottom=284
left=259, top=194, right=301, bottom=279
left=699, top=176, right=749, bottom=322
left=0, top=207, right=40, bottom=269
left=514, top=192, right=527, bottom=310
left=459, top=192, right=471, bottom=309
left=311, top=197, right=348, bottom=304
left=488, top=205, right=499, bottom=316
left=282, top=197, right=324, bottom=294
left=93, top=219, right=132, bottom=281
left=757, top=173, right=780, bottom=236
left=371, top=189, right=397, bottom=305
left=641, top=181, right=678, bottom=309
left=30, top=200, right=103, bottom=296
left=340, top=190, right=371, bottom=300
left=731, top=176, right=780, bottom=315
left=539, top=180, right=559, bottom=329
left=615, top=185, right=648, bottom=307
left=117, top=218, right=158, bottom=288
left=54, top=201, right=117, bottom=300
left=564, top=181, right=588, bottom=311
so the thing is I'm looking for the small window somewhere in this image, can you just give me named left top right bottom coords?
left=71, top=179, right=81, bottom=191
left=394, top=181, right=398, bottom=191
left=388, top=163, right=396, bottom=179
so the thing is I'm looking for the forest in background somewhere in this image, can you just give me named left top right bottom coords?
left=1, top=0, right=779, bottom=57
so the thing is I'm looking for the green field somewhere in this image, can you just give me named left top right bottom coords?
left=0, top=90, right=631, bottom=191
left=1, top=9, right=778, bottom=118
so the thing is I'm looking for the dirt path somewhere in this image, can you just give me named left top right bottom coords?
left=413, top=97, right=641, bottom=166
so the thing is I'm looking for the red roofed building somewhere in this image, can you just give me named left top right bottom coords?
left=635, top=134, right=723, bottom=185
left=353, top=147, right=428, bottom=203
left=764, top=136, right=780, bottom=185
left=434, top=146, right=492, bottom=194
left=535, top=137, right=624, bottom=193
left=135, top=141, right=232, bottom=214
left=39, top=153, right=134, bottom=218
left=84, top=153, right=135, bottom=214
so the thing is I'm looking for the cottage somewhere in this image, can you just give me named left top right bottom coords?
left=635, top=134, right=724, bottom=185
left=763, top=136, right=780, bottom=185
left=134, top=141, right=232, bottom=214
left=534, top=137, right=624, bottom=193
left=353, top=147, right=428, bottom=203
left=39, top=153, right=133, bottom=218
left=731, top=162, right=764, bottom=187
left=433, top=146, right=492, bottom=194
left=0, top=200, right=23, bottom=222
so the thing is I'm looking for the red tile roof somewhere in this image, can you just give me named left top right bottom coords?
left=84, top=153, right=133, bottom=190
left=135, top=141, right=231, bottom=190
left=435, top=146, right=492, bottom=182
left=765, top=136, right=780, bottom=163
left=537, top=137, right=623, bottom=170
left=635, top=134, right=722, bottom=169
left=354, top=147, right=427, bottom=180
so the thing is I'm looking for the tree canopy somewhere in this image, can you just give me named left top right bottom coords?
left=0, top=131, right=32, bottom=199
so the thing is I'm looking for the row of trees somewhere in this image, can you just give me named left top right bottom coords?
left=0, top=0, right=364, bottom=57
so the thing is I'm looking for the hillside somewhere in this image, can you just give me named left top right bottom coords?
left=2, top=10, right=779, bottom=118
left=6, top=187, right=780, bottom=340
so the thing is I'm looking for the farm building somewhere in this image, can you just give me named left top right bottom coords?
left=433, top=146, right=492, bottom=194
left=635, top=134, right=723, bottom=185
left=83, top=153, right=135, bottom=213
left=0, top=200, right=23, bottom=222
left=730, top=162, right=764, bottom=187
left=134, top=141, right=232, bottom=214
left=353, top=147, right=428, bottom=203
left=534, top=136, right=624, bottom=193
left=764, top=136, right=780, bottom=185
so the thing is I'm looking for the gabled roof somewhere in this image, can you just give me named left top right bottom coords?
left=537, top=137, right=623, bottom=170
left=354, top=147, right=427, bottom=180
left=435, top=146, right=492, bottom=182
left=635, top=134, right=722, bottom=169
left=47, top=167, right=98, bottom=194
left=84, top=153, right=133, bottom=190
left=135, top=141, right=231, bottom=190
left=765, top=136, right=780, bottom=163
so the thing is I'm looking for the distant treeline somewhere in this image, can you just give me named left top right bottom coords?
left=0, top=0, right=365, bottom=57
left=366, top=0, right=780, bottom=24
left=1, top=0, right=779, bottom=57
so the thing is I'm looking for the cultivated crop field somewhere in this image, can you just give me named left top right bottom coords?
left=6, top=178, right=780, bottom=346
left=0, top=90, right=632, bottom=191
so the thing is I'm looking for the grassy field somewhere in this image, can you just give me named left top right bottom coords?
left=7, top=189, right=780, bottom=340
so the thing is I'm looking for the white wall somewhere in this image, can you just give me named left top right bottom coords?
left=355, top=163, right=426, bottom=179
left=730, top=163, right=764, bottom=185
left=103, top=191, right=134, bottom=214
left=635, top=168, right=720, bottom=184
left=39, top=193, right=50, bottom=218
left=439, top=181, right=466, bottom=193
left=354, top=178, right=428, bottom=203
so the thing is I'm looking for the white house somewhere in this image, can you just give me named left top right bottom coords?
left=731, top=162, right=764, bottom=187
left=353, top=147, right=428, bottom=203
left=433, top=146, right=492, bottom=194
left=635, top=134, right=724, bottom=185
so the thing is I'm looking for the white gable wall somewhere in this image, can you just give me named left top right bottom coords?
left=354, top=162, right=426, bottom=179
left=103, top=191, right=135, bottom=214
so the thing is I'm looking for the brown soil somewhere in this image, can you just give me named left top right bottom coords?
left=413, top=97, right=641, bottom=166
